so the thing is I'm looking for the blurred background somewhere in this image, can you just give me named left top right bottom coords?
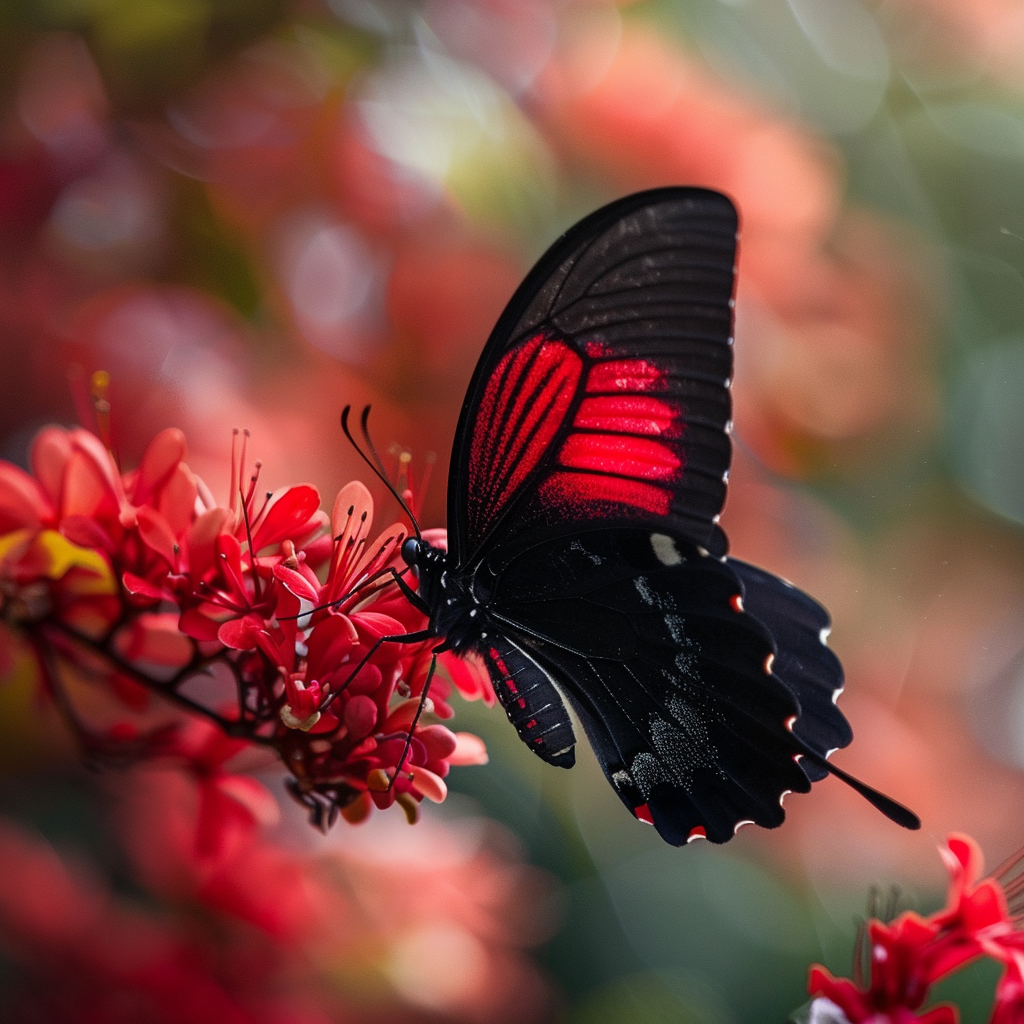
left=2, top=0, right=1024, bottom=1020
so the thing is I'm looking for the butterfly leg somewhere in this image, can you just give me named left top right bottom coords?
left=319, top=628, right=434, bottom=712
left=387, top=650, right=439, bottom=790
left=372, top=565, right=431, bottom=615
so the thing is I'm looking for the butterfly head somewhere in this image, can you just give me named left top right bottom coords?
left=400, top=536, right=446, bottom=610
left=400, top=537, right=425, bottom=569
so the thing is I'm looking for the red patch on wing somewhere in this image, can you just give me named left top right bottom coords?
left=558, top=434, right=680, bottom=481
left=575, top=396, right=679, bottom=436
left=469, top=335, right=582, bottom=544
left=586, top=358, right=665, bottom=393
left=539, top=472, right=671, bottom=516
left=467, top=335, right=686, bottom=537
left=634, top=803, right=655, bottom=825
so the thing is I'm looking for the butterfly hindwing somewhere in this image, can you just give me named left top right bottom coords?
left=448, top=188, right=737, bottom=569
left=727, top=559, right=851, bottom=781
left=489, top=530, right=816, bottom=844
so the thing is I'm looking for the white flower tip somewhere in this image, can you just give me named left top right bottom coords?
left=280, top=704, right=321, bottom=731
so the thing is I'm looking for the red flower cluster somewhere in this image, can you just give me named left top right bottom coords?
left=0, top=414, right=492, bottom=838
left=806, top=833, right=1024, bottom=1024
left=0, top=796, right=555, bottom=1023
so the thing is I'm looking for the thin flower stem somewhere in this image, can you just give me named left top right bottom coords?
left=40, top=619, right=275, bottom=746
left=239, top=487, right=263, bottom=602
left=30, top=638, right=97, bottom=759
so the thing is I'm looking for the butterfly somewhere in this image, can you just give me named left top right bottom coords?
left=380, top=187, right=919, bottom=845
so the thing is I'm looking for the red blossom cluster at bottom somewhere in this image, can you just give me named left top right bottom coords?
left=0, top=416, right=494, bottom=850
left=804, top=834, right=1024, bottom=1024
left=0, top=776, right=555, bottom=1023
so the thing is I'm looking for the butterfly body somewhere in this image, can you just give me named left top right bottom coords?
left=396, top=187, right=919, bottom=844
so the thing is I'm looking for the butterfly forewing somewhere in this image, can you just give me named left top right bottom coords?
left=449, top=189, right=737, bottom=569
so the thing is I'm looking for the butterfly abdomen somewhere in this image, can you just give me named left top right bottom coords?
left=480, top=640, right=576, bottom=768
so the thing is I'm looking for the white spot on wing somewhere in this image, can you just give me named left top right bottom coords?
left=831, top=687, right=845, bottom=705
left=650, top=533, right=682, bottom=566
left=779, top=789, right=792, bottom=807
left=819, top=626, right=832, bottom=645
left=733, top=819, right=754, bottom=834
left=696, top=546, right=709, bottom=558
left=764, top=653, right=775, bottom=674
left=686, top=832, right=707, bottom=844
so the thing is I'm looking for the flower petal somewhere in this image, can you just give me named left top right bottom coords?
left=187, top=506, right=232, bottom=581
left=417, top=724, right=457, bottom=761
left=215, top=774, right=280, bottom=827
left=439, top=650, right=496, bottom=706
left=344, top=694, right=379, bottom=740
left=68, top=429, right=126, bottom=514
left=30, top=426, right=73, bottom=505
left=346, top=521, right=407, bottom=593
left=218, top=614, right=265, bottom=651
left=408, top=765, right=447, bottom=803
left=0, top=463, right=52, bottom=532
left=273, top=564, right=320, bottom=603
left=251, top=484, right=321, bottom=552
left=305, top=613, right=359, bottom=674
left=449, top=732, right=489, bottom=766
left=332, top=480, right=373, bottom=547
left=115, top=612, right=192, bottom=667
left=122, top=571, right=165, bottom=601
left=32, top=530, right=113, bottom=585
left=132, top=427, right=187, bottom=507
left=136, top=506, right=180, bottom=567
left=157, top=462, right=198, bottom=538
left=62, top=449, right=115, bottom=520
left=179, top=606, right=225, bottom=642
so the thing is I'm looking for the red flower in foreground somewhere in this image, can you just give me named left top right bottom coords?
left=0, top=416, right=491, bottom=836
left=806, top=833, right=1024, bottom=1024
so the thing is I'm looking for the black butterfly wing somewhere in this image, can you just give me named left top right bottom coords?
left=488, top=530, right=818, bottom=845
left=727, top=559, right=852, bottom=781
left=447, top=188, right=737, bottom=570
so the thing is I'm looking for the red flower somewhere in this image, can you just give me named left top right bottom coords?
left=807, top=833, right=1024, bottom=1024
left=0, top=420, right=490, bottom=834
left=269, top=481, right=490, bottom=827
left=992, top=954, right=1024, bottom=1024
left=158, top=718, right=279, bottom=866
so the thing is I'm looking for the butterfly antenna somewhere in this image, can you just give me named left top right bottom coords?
left=360, top=405, right=421, bottom=538
left=340, top=405, right=421, bottom=538
left=359, top=404, right=390, bottom=480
